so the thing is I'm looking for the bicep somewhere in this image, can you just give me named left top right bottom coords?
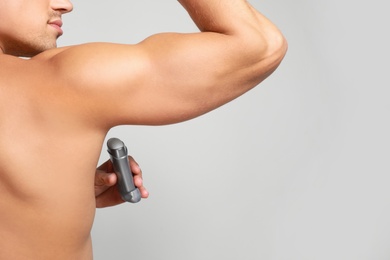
left=52, top=33, right=270, bottom=128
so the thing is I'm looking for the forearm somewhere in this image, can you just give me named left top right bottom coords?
left=178, top=0, right=287, bottom=69
left=178, top=0, right=271, bottom=36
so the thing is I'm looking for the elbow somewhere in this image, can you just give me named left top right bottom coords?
left=258, top=28, right=288, bottom=72
left=268, top=30, right=288, bottom=67
left=244, top=28, right=288, bottom=82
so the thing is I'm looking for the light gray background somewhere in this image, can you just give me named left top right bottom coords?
left=58, top=0, right=390, bottom=259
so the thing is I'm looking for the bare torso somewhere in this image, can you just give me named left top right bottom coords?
left=0, top=1, right=287, bottom=258
left=0, top=52, right=106, bottom=260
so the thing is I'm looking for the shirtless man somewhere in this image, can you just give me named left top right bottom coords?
left=0, top=0, right=287, bottom=259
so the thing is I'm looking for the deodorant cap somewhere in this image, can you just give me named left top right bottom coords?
left=107, top=138, right=127, bottom=158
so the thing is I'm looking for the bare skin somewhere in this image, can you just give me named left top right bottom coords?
left=0, top=0, right=287, bottom=259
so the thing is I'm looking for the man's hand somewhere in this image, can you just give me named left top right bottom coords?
left=95, top=156, right=149, bottom=208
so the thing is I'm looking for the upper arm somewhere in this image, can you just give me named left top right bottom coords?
left=45, top=31, right=284, bottom=129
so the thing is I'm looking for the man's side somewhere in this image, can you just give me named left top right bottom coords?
left=0, top=0, right=287, bottom=259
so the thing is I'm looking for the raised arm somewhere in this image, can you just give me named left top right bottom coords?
left=37, top=0, right=287, bottom=129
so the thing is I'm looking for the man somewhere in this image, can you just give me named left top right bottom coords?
left=0, top=0, right=287, bottom=259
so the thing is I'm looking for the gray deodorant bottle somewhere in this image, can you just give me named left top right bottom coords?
left=107, top=138, right=141, bottom=203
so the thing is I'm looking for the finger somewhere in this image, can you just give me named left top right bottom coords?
left=128, top=156, right=142, bottom=176
left=95, top=171, right=118, bottom=197
left=95, top=170, right=117, bottom=187
left=96, top=159, right=113, bottom=172
left=133, top=175, right=149, bottom=198
left=94, top=170, right=108, bottom=186
left=133, top=174, right=145, bottom=188
left=104, top=172, right=117, bottom=186
left=129, top=157, right=148, bottom=198
left=139, top=186, right=149, bottom=199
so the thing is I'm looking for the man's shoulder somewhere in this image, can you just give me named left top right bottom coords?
left=0, top=46, right=70, bottom=63
left=0, top=45, right=81, bottom=85
left=0, top=47, right=96, bottom=124
left=31, top=46, right=73, bottom=61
